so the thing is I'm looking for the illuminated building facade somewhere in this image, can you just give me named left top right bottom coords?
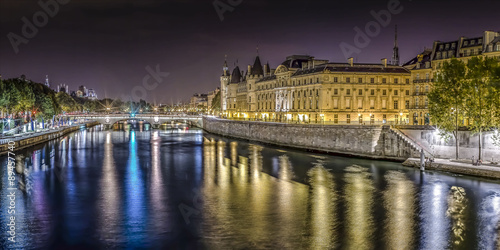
left=221, top=55, right=412, bottom=124
left=403, top=30, right=500, bottom=125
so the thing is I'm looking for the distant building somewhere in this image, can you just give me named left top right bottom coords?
left=45, top=75, right=50, bottom=87
left=87, top=88, right=98, bottom=100
left=190, top=93, right=208, bottom=109
left=56, top=84, right=70, bottom=94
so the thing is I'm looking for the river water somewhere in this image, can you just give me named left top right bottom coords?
left=1, top=126, right=500, bottom=249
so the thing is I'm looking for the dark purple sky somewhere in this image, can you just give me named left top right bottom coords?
left=1, top=0, right=499, bottom=103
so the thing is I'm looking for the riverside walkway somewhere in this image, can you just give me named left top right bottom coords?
left=403, top=157, right=500, bottom=179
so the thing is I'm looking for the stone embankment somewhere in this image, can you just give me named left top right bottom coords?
left=0, top=122, right=99, bottom=155
left=202, top=117, right=422, bottom=161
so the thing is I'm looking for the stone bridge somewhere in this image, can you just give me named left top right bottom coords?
left=66, top=114, right=203, bottom=129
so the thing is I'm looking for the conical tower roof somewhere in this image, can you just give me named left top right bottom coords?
left=250, top=56, right=264, bottom=76
left=230, top=66, right=242, bottom=83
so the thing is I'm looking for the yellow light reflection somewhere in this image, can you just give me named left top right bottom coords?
left=344, top=165, right=375, bottom=249
left=383, top=171, right=416, bottom=250
left=446, top=186, right=468, bottom=247
left=308, top=164, right=337, bottom=249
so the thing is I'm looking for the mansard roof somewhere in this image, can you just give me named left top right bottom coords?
left=292, top=63, right=410, bottom=76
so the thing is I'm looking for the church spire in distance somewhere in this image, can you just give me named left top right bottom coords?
left=391, top=25, right=400, bottom=66
left=223, top=54, right=229, bottom=76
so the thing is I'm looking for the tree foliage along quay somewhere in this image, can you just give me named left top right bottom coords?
left=1, top=77, right=163, bottom=120
left=429, top=57, right=500, bottom=160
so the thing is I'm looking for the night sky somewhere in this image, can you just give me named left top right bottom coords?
left=1, top=0, right=499, bottom=103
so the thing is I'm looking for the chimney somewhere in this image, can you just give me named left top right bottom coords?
left=264, top=64, right=268, bottom=77
left=348, top=57, right=354, bottom=66
left=381, top=58, right=387, bottom=67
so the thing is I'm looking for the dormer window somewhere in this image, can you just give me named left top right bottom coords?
left=425, top=62, right=430, bottom=68
left=489, top=45, right=493, bottom=52
left=436, top=52, right=441, bottom=59
left=479, top=39, right=482, bottom=44
left=451, top=43, right=456, bottom=49
left=448, top=51, right=453, bottom=57
left=439, top=45, right=444, bottom=50
left=464, top=41, right=468, bottom=46
left=445, top=44, right=449, bottom=49
left=471, top=40, right=475, bottom=45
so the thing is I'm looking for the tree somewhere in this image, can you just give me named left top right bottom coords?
left=211, top=91, right=221, bottom=114
left=463, top=57, right=500, bottom=161
left=428, top=58, right=467, bottom=159
left=56, top=92, right=80, bottom=113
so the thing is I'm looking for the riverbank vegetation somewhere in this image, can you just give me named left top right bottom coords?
left=428, top=57, right=500, bottom=160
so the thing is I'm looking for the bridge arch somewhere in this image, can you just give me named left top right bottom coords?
left=68, top=114, right=203, bottom=129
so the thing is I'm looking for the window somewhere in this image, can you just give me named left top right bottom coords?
left=439, top=45, right=444, bottom=50
left=394, top=90, right=398, bottom=96
left=371, top=89, right=375, bottom=95
left=370, top=78, right=375, bottom=83
left=334, top=77, right=338, bottom=82
left=358, top=89, right=362, bottom=95
left=346, top=114, right=351, bottom=124
left=406, top=79, right=410, bottom=84
left=405, top=100, right=409, bottom=109
left=333, top=99, right=338, bottom=109
left=464, top=41, right=468, bottom=46
left=358, top=114, right=363, bottom=124
left=358, top=78, right=362, bottom=83
left=394, top=100, right=398, bottom=109
left=436, top=53, right=441, bottom=59
left=394, top=78, right=398, bottom=84
left=406, top=90, right=410, bottom=95
left=346, top=99, right=351, bottom=109
left=334, top=89, right=338, bottom=95
left=382, top=78, right=387, bottom=83
left=346, top=89, right=351, bottom=95
left=383, top=90, right=387, bottom=95
left=334, top=114, right=338, bottom=124
left=316, top=78, right=319, bottom=83
left=445, top=44, right=449, bottom=50
left=448, top=51, right=453, bottom=58
left=370, top=99, right=375, bottom=109
left=382, top=99, right=387, bottom=109
left=310, top=79, right=313, bottom=84
left=425, top=98, right=428, bottom=107
left=471, top=40, right=475, bottom=45
left=358, top=99, right=363, bottom=109
left=451, top=43, right=456, bottom=49
left=497, top=44, right=500, bottom=51
left=425, top=85, right=429, bottom=93
left=346, top=77, right=350, bottom=83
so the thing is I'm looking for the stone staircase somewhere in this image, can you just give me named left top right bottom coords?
left=389, top=126, right=434, bottom=158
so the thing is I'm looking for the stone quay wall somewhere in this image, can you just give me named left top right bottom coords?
left=396, top=126, right=500, bottom=161
left=203, top=117, right=421, bottom=161
left=0, top=122, right=99, bottom=155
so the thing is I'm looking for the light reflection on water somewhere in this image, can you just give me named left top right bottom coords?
left=1, top=127, right=500, bottom=249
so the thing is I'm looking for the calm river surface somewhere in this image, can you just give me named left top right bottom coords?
left=1, top=126, right=500, bottom=249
